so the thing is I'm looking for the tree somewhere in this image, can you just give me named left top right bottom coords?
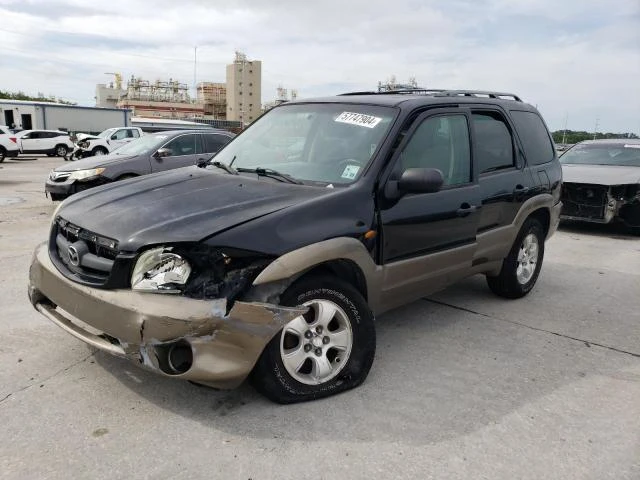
left=0, top=90, right=76, bottom=105
left=552, top=130, right=638, bottom=144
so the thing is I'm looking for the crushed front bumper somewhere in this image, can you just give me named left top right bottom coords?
left=28, top=242, right=305, bottom=389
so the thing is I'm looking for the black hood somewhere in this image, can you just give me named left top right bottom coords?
left=54, top=153, right=140, bottom=172
left=57, top=167, right=332, bottom=251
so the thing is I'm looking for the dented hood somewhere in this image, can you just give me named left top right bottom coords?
left=561, top=164, right=640, bottom=185
left=57, top=167, right=331, bottom=251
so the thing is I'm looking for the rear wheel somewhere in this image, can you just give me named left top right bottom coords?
left=251, top=275, right=376, bottom=404
left=487, top=217, right=545, bottom=298
left=0, top=147, right=5, bottom=163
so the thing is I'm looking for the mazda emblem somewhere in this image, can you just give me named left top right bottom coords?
left=68, top=245, right=80, bottom=266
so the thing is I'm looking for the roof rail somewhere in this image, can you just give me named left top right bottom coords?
left=432, top=90, right=522, bottom=102
left=339, top=88, right=522, bottom=102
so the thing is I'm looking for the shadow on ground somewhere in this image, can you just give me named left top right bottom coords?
left=94, top=282, right=634, bottom=446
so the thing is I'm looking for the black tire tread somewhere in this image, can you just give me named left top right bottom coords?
left=487, top=217, right=545, bottom=299
left=251, top=274, right=376, bottom=404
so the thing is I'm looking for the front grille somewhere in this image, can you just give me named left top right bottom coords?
left=561, top=183, right=608, bottom=220
left=50, top=217, right=119, bottom=285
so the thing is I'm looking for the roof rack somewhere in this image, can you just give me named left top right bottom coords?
left=339, top=88, right=522, bottom=102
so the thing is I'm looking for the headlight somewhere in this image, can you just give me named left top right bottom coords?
left=131, top=247, right=191, bottom=293
left=51, top=200, right=65, bottom=224
left=68, top=168, right=105, bottom=181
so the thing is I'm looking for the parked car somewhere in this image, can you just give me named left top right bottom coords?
left=0, top=125, right=20, bottom=162
left=17, top=130, right=75, bottom=158
left=73, top=127, right=145, bottom=158
left=560, top=139, right=640, bottom=228
left=29, top=89, right=562, bottom=403
left=46, top=129, right=235, bottom=200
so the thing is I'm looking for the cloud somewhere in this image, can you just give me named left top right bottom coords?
left=0, top=0, right=638, bottom=132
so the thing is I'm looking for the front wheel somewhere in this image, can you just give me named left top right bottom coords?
left=55, top=145, right=68, bottom=157
left=251, top=275, right=376, bottom=404
left=0, top=148, right=5, bottom=163
left=487, top=217, right=545, bottom=298
left=92, top=147, right=108, bottom=156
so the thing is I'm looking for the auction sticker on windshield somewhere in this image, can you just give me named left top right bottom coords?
left=341, top=165, right=361, bottom=180
left=335, top=112, right=382, bottom=129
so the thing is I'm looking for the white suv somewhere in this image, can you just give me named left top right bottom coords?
left=74, top=127, right=143, bottom=158
left=0, top=125, right=20, bottom=162
left=17, top=130, right=75, bottom=158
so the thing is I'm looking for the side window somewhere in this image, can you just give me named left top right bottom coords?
left=510, top=110, right=554, bottom=165
left=30, top=132, right=42, bottom=139
left=472, top=112, right=515, bottom=174
left=126, top=129, right=140, bottom=138
left=111, top=129, right=128, bottom=140
left=203, top=134, right=229, bottom=153
left=401, top=114, right=471, bottom=186
left=164, top=134, right=197, bottom=156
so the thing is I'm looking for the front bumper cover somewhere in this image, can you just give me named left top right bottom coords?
left=28, top=242, right=305, bottom=389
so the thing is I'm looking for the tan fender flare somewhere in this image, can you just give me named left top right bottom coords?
left=252, top=237, right=383, bottom=310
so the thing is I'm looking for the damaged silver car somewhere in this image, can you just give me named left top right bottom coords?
left=560, top=139, right=640, bottom=229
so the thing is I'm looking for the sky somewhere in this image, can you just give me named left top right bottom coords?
left=1, top=0, right=639, bottom=133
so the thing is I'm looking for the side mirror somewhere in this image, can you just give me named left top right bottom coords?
left=111, top=134, right=118, bottom=140
left=155, top=148, right=172, bottom=158
left=398, top=168, right=444, bottom=194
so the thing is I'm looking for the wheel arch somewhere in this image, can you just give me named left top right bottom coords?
left=252, top=237, right=382, bottom=310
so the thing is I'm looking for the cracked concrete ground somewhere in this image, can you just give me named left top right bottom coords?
left=1, top=156, right=639, bottom=480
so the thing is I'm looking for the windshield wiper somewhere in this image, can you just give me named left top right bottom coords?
left=236, top=167, right=303, bottom=184
left=204, top=160, right=238, bottom=175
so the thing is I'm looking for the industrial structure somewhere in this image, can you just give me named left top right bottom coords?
left=196, top=82, right=227, bottom=119
left=226, top=51, right=262, bottom=123
left=116, top=76, right=203, bottom=118
left=262, top=85, right=298, bottom=112
left=91, top=51, right=262, bottom=128
left=377, top=75, right=418, bottom=92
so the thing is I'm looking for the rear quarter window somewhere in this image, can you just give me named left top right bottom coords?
left=510, top=110, right=555, bottom=166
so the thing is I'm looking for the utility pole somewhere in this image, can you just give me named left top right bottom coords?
left=593, top=118, right=600, bottom=140
left=193, top=46, right=197, bottom=100
left=561, top=113, right=568, bottom=144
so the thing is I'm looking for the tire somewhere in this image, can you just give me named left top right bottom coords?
left=92, top=147, right=108, bottom=156
left=487, top=217, right=545, bottom=299
left=0, top=148, right=5, bottom=163
left=49, top=193, right=66, bottom=201
left=251, top=275, right=376, bottom=404
left=55, top=145, right=68, bottom=157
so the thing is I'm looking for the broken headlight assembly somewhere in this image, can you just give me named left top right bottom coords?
left=131, top=247, right=192, bottom=294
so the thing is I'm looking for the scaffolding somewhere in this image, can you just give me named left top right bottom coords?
left=125, top=76, right=191, bottom=103
left=196, top=82, right=227, bottom=118
left=377, top=75, right=418, bottom=92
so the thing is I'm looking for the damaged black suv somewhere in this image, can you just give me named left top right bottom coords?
left=28, top=89, right=562, bottom=403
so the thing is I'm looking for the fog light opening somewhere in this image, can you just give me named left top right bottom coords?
left=167, top=341, right=193, bottom=374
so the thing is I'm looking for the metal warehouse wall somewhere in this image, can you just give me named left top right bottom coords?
left=42, top=106, right=132, bottom=134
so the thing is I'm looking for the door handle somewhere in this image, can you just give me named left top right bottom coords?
left=456, top=203, right=478, bottom=217
left=513, top=184, right=530, bottom=194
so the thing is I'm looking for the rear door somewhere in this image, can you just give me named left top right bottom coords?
left=202, top=133, right=232, bottom=157
left=471, top=108, right=538, bottom=264
left=379, top=109, right=481, bottom=310
left=151, top=133, right=199, bottom=172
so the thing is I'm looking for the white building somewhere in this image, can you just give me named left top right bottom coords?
left=0, top=99, right=132, bottom=135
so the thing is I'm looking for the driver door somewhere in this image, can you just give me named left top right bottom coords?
left=378, top=109, right=481, bottom=310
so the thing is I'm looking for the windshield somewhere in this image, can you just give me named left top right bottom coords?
left=561, top=143, right=640, bottom=167
left=113, top=134, right=168, bottom=155
left=212, top=103, right=397, bottom=184
left=98, top=128, right=118, bottom=138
